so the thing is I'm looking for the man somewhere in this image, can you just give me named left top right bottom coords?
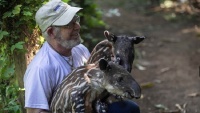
left=24, top=0, right=90, bottom=112
left=24, top=0, right=140, bottom=113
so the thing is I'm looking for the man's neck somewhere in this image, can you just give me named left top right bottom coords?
left=48, top=41, right=72, bottom=57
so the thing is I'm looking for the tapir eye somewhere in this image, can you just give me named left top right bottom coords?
left=117, top=76, right=123, bottom=82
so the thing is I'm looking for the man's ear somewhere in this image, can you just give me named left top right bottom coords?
left=46, top=27, right=55, bottom=38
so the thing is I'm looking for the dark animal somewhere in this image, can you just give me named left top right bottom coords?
left=50, top=59, right=141, bottom=113
left=87, top=30, right=145, bottom=72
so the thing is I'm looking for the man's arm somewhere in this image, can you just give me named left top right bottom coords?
left=26, top=108, right=50, bottom=113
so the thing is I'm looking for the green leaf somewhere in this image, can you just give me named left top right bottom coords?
left=3, top=12, right=13, bottom=19
left=0, top=30, right=9, bottom=40
left=23, top=11, right=32, bottom=16
left=1, top=65, right=15, bottom=80
left=11, top=41, right=25, bottom=53
left=12, top=5, right=22, bottom=15
left=63, top=0, right=70, bottom=3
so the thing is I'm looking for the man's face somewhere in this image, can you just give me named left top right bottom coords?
left=54, top=15, right=81, bottom=49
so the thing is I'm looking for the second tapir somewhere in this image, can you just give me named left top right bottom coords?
left=87, top=30, right=145, bottom=72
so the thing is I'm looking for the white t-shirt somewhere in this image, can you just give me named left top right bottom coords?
left=24, top=41, right=90, bottom=110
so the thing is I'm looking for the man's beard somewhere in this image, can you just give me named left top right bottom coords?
left=56, top=34, right=81, bottom=49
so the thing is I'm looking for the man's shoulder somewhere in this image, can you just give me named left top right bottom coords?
left=27, top=56, right=56, bottom=72
left=28, top=46, right=61, bottom=71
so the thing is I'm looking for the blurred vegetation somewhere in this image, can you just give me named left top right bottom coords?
left=0, top=0, right=199, bottom=112
left=0, top=0, right=105, bottom=112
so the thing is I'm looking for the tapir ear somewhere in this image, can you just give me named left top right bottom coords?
left=130, top=36, right=145, bottom=44
left=99, top=59, right=108, bottom=70
left=104, top=30, right=117, bottom=42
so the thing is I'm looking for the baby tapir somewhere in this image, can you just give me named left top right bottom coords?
left=50, top=59, right=141, bottom=113
left=87, top=30, right=145, bottom=72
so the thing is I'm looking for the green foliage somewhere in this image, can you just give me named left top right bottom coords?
left=0, top=55, right=21, bottom=113
left=0, top=0, right=45, bottom=112
left=0, top=0, right=105, bottom=112
left=11, top=41, right=25, bottom=53
left=0, top=30, right=9, bottom=40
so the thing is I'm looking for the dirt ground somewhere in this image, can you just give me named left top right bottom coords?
left=94, top=1, right=200, bottom=113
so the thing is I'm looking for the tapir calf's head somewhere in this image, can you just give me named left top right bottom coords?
left=104, top=31, right=145, bottom=72
left=96, top=59, right=141, bottom=99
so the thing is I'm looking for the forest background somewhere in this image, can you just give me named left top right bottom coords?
left=0, top=0, right=199, bottom=113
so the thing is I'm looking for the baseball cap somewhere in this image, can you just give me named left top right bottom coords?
left=35, top=0, right=82, bottom=32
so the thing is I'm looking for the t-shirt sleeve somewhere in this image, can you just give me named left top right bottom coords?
left=24, top=66, right=54, bottom=110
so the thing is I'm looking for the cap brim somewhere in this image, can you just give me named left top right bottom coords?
left=52, top=6, right=82, bottom=26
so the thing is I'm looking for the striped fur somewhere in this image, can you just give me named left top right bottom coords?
left=50, top=59, right=141, bottom=113
left=50, top=64, right=99, bottom=112
left=87, top=39, right=113, bottom=65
